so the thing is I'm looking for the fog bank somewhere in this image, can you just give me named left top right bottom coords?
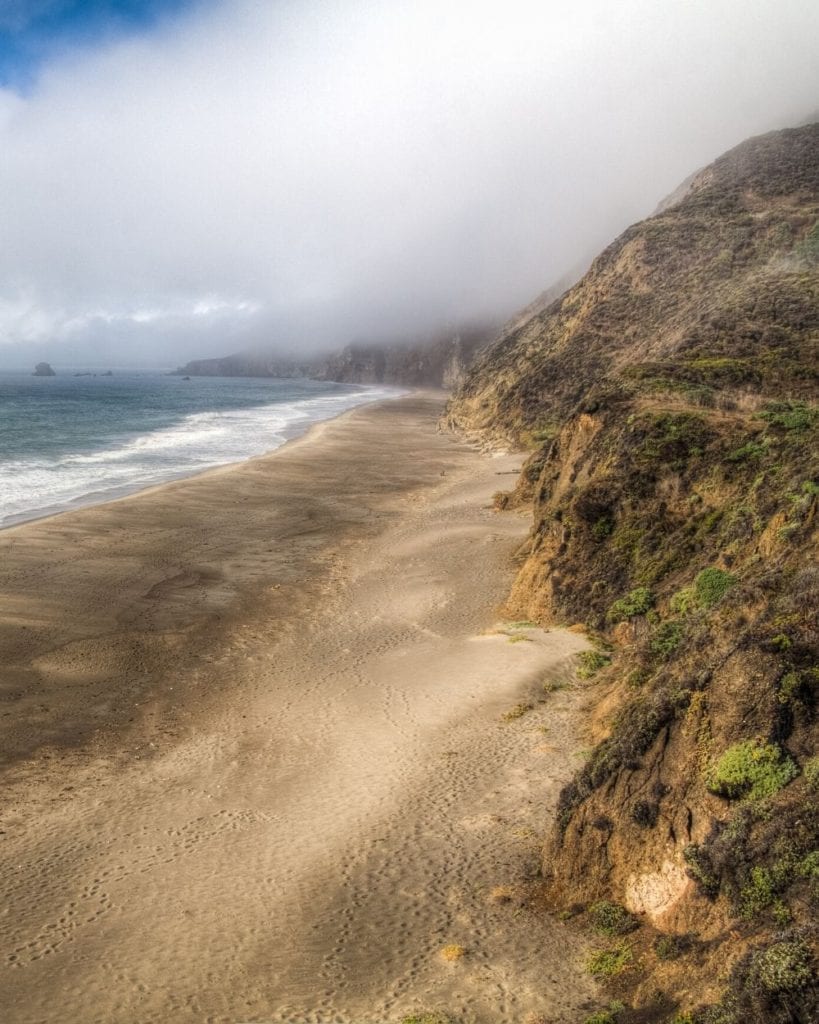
left=0, top=0, right=817, bottom=366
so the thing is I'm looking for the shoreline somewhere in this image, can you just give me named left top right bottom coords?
left=0, top=393, right=597, bottom=1022
left=1, top=383, right=409, bottom=533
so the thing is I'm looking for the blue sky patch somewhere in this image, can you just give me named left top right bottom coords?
left=0, top=0, right=199, bottom=89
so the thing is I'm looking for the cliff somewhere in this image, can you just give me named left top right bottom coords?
left=448, top=124, right=818, bottom=1023
left=174, top=325, right=496, bottom=389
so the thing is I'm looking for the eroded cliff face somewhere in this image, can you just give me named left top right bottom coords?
left=448, top=124, right=818, bottom=1023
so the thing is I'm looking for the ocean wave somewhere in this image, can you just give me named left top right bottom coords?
left=0, top=385, right=403, bottom=527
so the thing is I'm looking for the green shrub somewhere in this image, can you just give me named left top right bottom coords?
left=707, top=741, right=798, bottom=801
left=626, top=667, right=651, bottom=689
left=671, top=569, right=736, bottom=616
left=700, top=508, right=725, bottom=533
left=694, top=568, right=737, bottom=608
left=584, top=1004, right=625, bottom=1024
left=589, top=901, right=638, bottom=936
left=532, top=423, right=558, bottom=442
left=749, top=940, right=813, bottom=994
left=670, top=585, right=697, bottom=615
left=608, top=586, right=654, bottom=622
left=759, top=401, right=816, bottom=431
left=804, top=756, right=819, bottom=789
left=586, top=943, right=633, bottom=978
left=683, top=843, right=720, bottom=897
left=635, top=411, right=710, bottom=467
left=651, top=620, right=684, bottom=658
left=739, top=866, right=777, bottom=918
left=577, top=650, right=612, bottom=679
left=798, top=847, right=818, bottom=897
left=727, top=440, right=768, bottom=462
left=776, top=672, right=801, bottom=705
left=772, top=901, right=792, bottom=926
left=698, top=933, right=818, bottom=1023
left=401, top=1014, right=455, bottom=1024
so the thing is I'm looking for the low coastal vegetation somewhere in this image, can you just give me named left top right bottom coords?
left=501, top=702, right=533, bottom=721
left=576, top=649, right=613, bottom=678
left=401, top=1014, right=456, bottom=1024
left=583, top=1004, right=626, bottom=1024
left=586, top=942, right=634, bottom=978
left=706, top=739, right=798, bottom=801
left=448, top=123, right=818, bottom=1021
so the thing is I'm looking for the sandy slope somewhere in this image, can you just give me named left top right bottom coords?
left=0, top=394, right=599, bottom=1023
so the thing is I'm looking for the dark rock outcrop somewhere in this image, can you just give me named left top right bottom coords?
left=33, top=362, right=56, bottom=376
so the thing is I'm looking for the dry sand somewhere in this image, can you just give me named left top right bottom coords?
left=0, top=393, right=599, bottom=1023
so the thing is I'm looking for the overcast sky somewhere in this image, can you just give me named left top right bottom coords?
left=0, top=0, right=816, bottom=367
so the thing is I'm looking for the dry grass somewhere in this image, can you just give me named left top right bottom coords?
left=488, top=884, right=516, bottom=904
left=439, top=943, right=467, bottom=963
left=502, top=702, right=533, bottom=721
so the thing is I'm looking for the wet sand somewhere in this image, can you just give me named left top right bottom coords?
left=0, top=393, right=598, bottom=1023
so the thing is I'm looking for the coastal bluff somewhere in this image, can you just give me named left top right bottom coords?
left=447, top=122, right=819, bottom=1021
left=173, top=325, right=495, bottom=389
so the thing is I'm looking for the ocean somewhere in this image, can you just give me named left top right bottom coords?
left=0, top=370, right=402, bottom=528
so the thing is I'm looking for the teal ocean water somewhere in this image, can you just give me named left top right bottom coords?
left=0, top=371, right=401, bottom=527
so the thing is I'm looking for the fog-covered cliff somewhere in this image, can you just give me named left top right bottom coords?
left=174, top=326, right=496, bottom=389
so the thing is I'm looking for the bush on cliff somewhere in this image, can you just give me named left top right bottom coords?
left=707, top=741, right=798, bottom=801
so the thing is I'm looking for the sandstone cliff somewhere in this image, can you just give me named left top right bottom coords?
left=448, top=123, right=818, bottom=1023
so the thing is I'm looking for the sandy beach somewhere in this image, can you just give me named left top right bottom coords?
left=0, top=393, right=598, bottom=1024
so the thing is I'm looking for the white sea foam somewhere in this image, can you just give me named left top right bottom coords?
left=0, top=385, right=403, bottom=527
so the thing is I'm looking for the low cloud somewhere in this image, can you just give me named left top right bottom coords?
left=0, top=0, right=817, bottom=365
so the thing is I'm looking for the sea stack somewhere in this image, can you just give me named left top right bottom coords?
left=32, top=362, right=56, bottom=376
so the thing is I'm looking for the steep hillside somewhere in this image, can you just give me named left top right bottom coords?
left=448, top=124, right=818, bottom=1023
left=451, top=124, right=817, bottom=444
left=174, top=325, right=495, bottom=388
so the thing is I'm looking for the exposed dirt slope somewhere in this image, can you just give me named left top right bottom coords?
left=447, top=123, right=819, bottom=1024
